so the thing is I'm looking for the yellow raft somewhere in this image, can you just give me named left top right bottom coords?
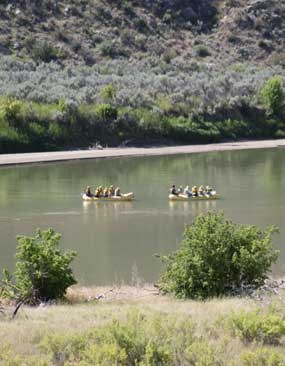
left=82, top=192, right=134, bottom=202
left=169, top=193, right=219, bottom=201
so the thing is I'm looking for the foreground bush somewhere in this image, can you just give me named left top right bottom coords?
left=2, top=228, right=77, bottom=305
left=158, top=211, right=279, bottom=299
left=227, top=309, right=285, bottom=345
left=242, top=348, right=285, bottom=366
left=40, top=309, right=222, bottom=366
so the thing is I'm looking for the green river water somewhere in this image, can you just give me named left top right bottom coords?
left=0, top=148, right=284, bottom=285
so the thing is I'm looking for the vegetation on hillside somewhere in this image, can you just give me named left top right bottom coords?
left=0, top=0, right=284, bottom=151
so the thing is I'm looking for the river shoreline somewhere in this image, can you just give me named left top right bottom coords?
left=0, top=139, right=285, bottom=166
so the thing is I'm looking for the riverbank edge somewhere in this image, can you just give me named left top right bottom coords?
left=1, top=138, right=285, bottom=166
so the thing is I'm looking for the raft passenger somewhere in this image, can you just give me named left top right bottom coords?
left=198, top=185, right=205, bottom=196
left=103, top=187, right=109, bottom=197
left=114, top=187, right=121, bottom=197
left=191, top=186, right=198, bottom=197
left=184, top=185, right=191, bottom=197
left=177, top=185, right=183, bottom=194
left=98, top=186, right=103, bottom=197
left=108, top=185, right=115, bottom=197
left=85, top=186, right=93, bottom=197
left=94, top=187, right=100, bottom=198
left=170, top=185, right=178, bottom=195
left=206, top=186, right=212, bottom=195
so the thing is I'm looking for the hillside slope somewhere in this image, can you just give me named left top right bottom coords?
left=0, top=0, right=284, bottom=66
left=0, top=0, right=285, bottom=152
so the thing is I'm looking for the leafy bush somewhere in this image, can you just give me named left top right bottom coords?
left=31, top=41, right=58, bottom=63
left=227, top=309, right=285, bottom=345
left=194, top=45, right=211, bottom=57
left=95, top=103, right=118, bottom=121
left=41, top=309, right=213, bottom=366
left=100, top=83, right=116, bottom=102
left=98, top=41, right=116, bottom=57
left=260, top=76, right=284, bottom=116
left=185, top=341, right=223, bottom=366
left=2, top=228, right=77, bottom=305
left=0, top=97, right=23, bottom=126
left=158, top=211, right=279, bottom=299
left=242, top=348, right=285, bottom=366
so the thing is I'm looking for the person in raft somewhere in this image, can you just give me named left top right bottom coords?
left=108, top=185, right=115, bottom=196
left=114, top=187, right=121, bottom=196
left=198, top=185, right=205, bottom=196
left=94, top=186, right=103, bottom=198
left=191, top=186, right=198, bottom=197
left=170, top=185, right=178, bottom=195
left=177, top=185, right=183, bottom=194
left=184, top=185, right=191, bottom=197
left=85, top=186, right=93, bottom=197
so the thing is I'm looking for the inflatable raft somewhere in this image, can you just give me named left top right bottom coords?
left=169, top=192, right=219, bottom=201
left=82, top=192, right=134, bottom=202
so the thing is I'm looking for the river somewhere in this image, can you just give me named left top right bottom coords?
left=0, top=148, right=284, bottom=284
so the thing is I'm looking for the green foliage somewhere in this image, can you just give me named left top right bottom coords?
left=100, top=84, right=116, bottom=102
left=40, top=334, right=85, bottom=365
left=158, top=211, right=279, bottom=299
left=95, top=103, right=118, bottom=121
left=0, top=97, right=23, bottom=126
left=260, top=76, right=284, bottom=116
left=31, top=41, right=58, bottom=63
left=194, top=45, right=211, bottom=58
left=185, top=341, right=223, bottom=366
left=98, top=41, right=115, bottom=57
left=2, top=228, right=77, bottom=304
left=241, top=348, right=285, bottom=366
left=227, top=309, right=285, bottom=345
left=40, top=309, right=200, bottom=366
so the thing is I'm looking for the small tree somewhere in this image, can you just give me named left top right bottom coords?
left=100, top=84, right=116, bottom=102
left=158, top=211, right=279, bottom=299
left=260, top=76, right=284, bottom=116
left=0, top=97, right=23, bottom=127
left=2, top=228, right=77, bottom=305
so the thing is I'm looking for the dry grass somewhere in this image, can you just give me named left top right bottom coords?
left=0, top=285, right=264, bottom=359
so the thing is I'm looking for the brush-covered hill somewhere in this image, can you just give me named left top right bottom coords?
left=0, top=0, right=285, bottom=152
left=1, top=0, right=285, bottom=66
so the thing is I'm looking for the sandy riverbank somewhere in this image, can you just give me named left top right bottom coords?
left=0, top=139, right=285, bottom=166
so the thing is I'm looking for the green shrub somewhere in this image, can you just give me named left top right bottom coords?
left=2, top=228, right=77, bottom=305
left=158, top=211, right=279, bottom=299
left=100, top=83, right=116, bottom=102
left=95, top=103, right=118, bottom=121
left=260, top=76, right=284, bottom=116
left=0, top=97, right=23, bottom=126
left=31, top=41, right=58, bottom=63
left=40, top=309, right=197, bottom=365
left=98, top=41, right=115, bottom=57
left=185, top=341, right=223, bottom=366
left=275, top=129, right=285, bottom=138
left=227, top=309, right=285, bottom=345
left=41, top=334, right=85, bottom=365
left=194, top=45, right=211, bottom=58
left=242, top=348, right=285, bottom=366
